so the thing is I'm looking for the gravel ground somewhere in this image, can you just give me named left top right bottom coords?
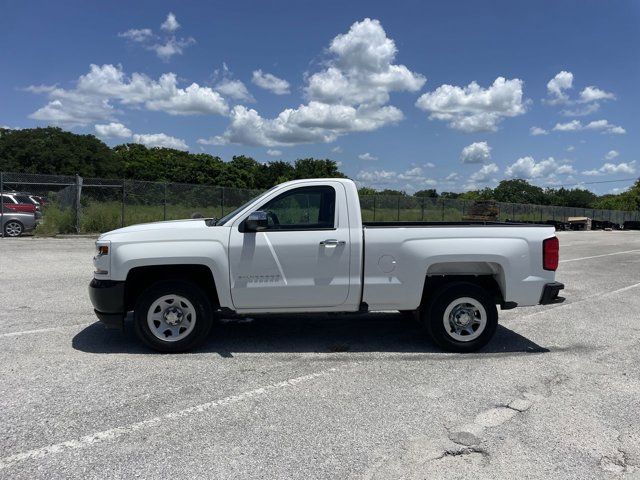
left=0, top=231, right=639, bottom=479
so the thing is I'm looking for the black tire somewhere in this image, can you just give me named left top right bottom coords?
left=421, top=282, right=498, bottom=353
left=3, top=220, right=24, bottom=237
left=134, top=280, right=214, bottom=353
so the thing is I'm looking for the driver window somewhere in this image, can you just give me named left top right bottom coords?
left=260, top=186, right=336, bottom=230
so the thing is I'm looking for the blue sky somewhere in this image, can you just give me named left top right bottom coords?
left=1, top=0, right=638, bottom=193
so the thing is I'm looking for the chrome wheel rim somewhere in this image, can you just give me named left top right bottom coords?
left=147, top=294, right=196, bottom=342
left=4, top=221, right=22, bottom=237
left=442, top=297, right=486, bottom=342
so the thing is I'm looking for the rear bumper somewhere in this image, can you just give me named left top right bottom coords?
left=540, top=281, right=565, bottom=305
left=89, top=279, right=125, bottom=329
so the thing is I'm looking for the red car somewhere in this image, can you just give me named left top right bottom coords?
left=1, top=193, right=41, bottom=216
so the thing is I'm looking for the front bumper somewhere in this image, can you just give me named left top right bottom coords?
left=540, top=281, right=565, bottom=305
left=88, top=279, right=125, bottom=329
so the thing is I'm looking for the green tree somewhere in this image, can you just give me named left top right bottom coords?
left=0, top=127, right=118, bottom=177
left=492, top=179, right=546, bottom=204
left=414, top=189, right=438, bottom=198
left=258, top=161, right=295, bottom=189
left=357, top=187, right=378, bottom=196
left=440, top=191, right=462, bottom=199
left=546, top=187, right=597, bottom=208
left=293, top=158, right=346, bottom=179
left=379, top=189, right=407, bottom=196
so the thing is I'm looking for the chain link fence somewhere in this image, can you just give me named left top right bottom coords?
left=1, top=171, right=638, bottom=235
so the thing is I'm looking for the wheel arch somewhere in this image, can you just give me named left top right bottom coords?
left=420, top=272, right=505, bottom=309
left=124, top=264, right=219, bottom=312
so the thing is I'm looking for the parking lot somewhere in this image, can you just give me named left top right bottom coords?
left=0, top=231, right=639, bottom=479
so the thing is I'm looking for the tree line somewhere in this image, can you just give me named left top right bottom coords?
left=1, top=127, right=638, bottom=211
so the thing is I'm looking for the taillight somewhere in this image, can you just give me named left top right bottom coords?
left=543, top=236, right=559, bottom=271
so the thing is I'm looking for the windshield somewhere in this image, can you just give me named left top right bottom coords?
left=216, top=186, right=278, bottom=226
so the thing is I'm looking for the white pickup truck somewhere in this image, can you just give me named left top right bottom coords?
left=89, top=178, right=564, bottom=353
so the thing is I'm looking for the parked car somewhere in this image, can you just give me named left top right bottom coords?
left=0, top=210, right=37, bottom=237
left=89, top=178, right=564, bottom=353
left=1, top=193, right=42, bottom=219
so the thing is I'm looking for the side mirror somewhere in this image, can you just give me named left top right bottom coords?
left=244, top=211, right=268, bottom=232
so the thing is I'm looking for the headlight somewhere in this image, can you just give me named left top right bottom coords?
left=94, top=241, right=111, bottom=276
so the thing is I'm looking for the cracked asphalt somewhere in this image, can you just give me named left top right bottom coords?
left=0, top=230, right=639, bottom=479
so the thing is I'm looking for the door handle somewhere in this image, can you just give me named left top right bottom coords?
left=320, top=239, right=346, bottom=246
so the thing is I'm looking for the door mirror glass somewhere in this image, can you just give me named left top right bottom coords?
left=244, top=211, right=268, bottom=232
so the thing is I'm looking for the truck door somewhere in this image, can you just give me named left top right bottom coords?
left=228, top=183, right=351, bottom=309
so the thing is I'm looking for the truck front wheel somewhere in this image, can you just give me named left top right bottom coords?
left=422, top=282, right=498, bottom=353
left=134, top=280, right=213, bottom=353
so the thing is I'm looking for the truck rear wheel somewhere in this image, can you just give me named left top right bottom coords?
left=134, top=280, right=213, bottom=353
left=422, top=282, right=497, bottom=353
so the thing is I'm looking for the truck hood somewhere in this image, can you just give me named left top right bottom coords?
left=99, top=219, right=220, bottom=242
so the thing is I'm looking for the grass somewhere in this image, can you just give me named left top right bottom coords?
left=36, top=200, right=249, bottom=235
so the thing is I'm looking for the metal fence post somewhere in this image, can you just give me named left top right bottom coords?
left=75, top=174, right=83, bottom=234
left=373, top=196, right=376, bottom=221
left=121, top=180, right=126, bottom=228
left=163, top=182, right=167, bottom=221
left=420, top=197, right=424, bottom=221
left=397, top=197, right=400, bottom=221
left=441, top=199, right=445, bottom=221
left=220, top=188, right=225, bottom=217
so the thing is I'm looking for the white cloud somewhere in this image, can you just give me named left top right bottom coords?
left=118, top=28, right=154, bottom=43
left=424, top=162, right=435, bottom=168
left=397, top=167, right=422, bottom=180
left=546, top=71, right=573, bottom=104
left=215, top=78, right=254, bottom=102
left=331, top=146, right=343, bottom=153
left=28, top=64, right=229, bottom=126
left=358, top=152, right=377, bottom=161
left=357, top=169, right=397, bottom=183
left=95, top=122, right=132, bottom=138
left=545, top=71, right=616, bottom=116
left=119, top=13, right=194, bottom=60
left=505, top=156, right=576, bottom=180
left=133, top=133, right=188, bottom=150
left=251, top=70, right=290, bottom=95
left=151, top=37, right=196, bottom=61
left=200, top=102, right=403, bottom=147
left=566, top=145, right=575, bottom=152
left=445, top=172, right=459, bottom=181
left=356, top=166, right=435, bottom=191
left=553, top=120, right=582, bottom=131
left=266, top=149, right=282, bottom=157
left=579, top=86, right=615, bottom=103
left=306, top=18, right=425, bottom=106
left=530, top=126, right=548, bottom=136
left=561, top=102, right=600, bottom=117
left=552, top=119, right=625, bottom=134
left=460, top=141, right=491, bottom=164
left=583, top=161, right=636, bottom=176
left=29, top=97, right=116, bottom=126
left=415, top=77, right=527, bottom=132
left=605, top=150, right=619, bottom=160
left=161, top=13, right=180, bottom=32
left=210, top=19, right=424, bottom=147
left=469, top=163, right=499, bottom=183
